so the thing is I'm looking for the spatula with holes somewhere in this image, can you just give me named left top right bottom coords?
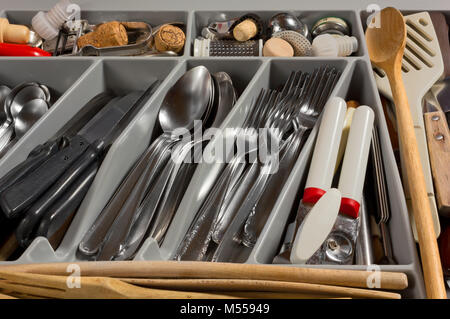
left=372, top=11, right=443, bottom=240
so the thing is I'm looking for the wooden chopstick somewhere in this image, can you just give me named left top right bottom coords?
left=0, top=261, right=408, bottom=290
left=0, top=271, right=240, bottom=299
left=0, top=271, right=350, bottom=299
left=0, top=292, right=16, bottom=299
left=120, top=278, right=401, bottom=299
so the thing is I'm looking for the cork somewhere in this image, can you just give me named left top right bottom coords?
left=263, top=37, right=294, bottom=57
left=154, top=24, right=185, bottom=53
left=0, top=18, right=30, bottom=44
left=77, top=21, right=128, bottom=49
left=233, top=19, right=258, bottom=42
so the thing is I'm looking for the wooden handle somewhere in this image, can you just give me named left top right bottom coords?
left=386, top=66, right=446, bottom=298
left=0, top=261, right=408, bottom=290
left=0, top=292, right=16, bottom=299
left=424, top=111, right=450, bottom=215
left=122, top=278, right=400, bottom=299
left=0, top=272, right=240, bottom=299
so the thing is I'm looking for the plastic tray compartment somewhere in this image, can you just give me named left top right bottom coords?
left=245, top=59, right=424, bottom=299
left=128, top=58, right=266, bottom=261
left=5, top=58, right=180, bottom=264
left=0, top=58, right=96, bottom=177
left=191, top=10, right=365, bottom=57
left=159, top=58, right=348, bottom=260
left=2, top=10, right=191, bottom=56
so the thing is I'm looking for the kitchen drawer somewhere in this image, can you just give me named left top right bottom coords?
left=2, top=2, right=447, bottom=299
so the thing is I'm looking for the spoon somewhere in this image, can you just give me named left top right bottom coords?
left=13, top=99, right=48, bottom=138
left=158, top=65, right=212, bottom=132
left=9, top=84, right=50, bottom=119
left=0, top=85, right=11, bottom=123
left=0, top=90, right=15, bottom=150
left=365, top=6, right=446, bottom=299
left=210, top=72, right=236, bottom=128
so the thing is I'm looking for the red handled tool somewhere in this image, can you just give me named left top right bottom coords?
left=0, top=43, right=51, bottom=57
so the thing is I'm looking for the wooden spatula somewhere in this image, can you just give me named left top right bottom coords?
left=372, top=11, right=444, bottom=240
left=366, top=7, right=446, bottom=299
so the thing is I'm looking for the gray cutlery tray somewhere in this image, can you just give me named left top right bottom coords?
left=2, top=4, right=447, bottom=299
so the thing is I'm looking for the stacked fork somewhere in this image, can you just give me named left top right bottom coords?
left=175, top=66, right=341, bottom=262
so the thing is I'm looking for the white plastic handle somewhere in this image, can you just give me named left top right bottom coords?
left=305, top=97, right=347, bottom=192
left=193, top=38, right=210, bottom=57
left=338, top=105, right=374, bottom=216
left=290, top=188, right=342, bottom=264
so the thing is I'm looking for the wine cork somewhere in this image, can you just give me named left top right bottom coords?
left=0, top=18, right=30, bottom=44
left=77, top=21, right=128, bottom=49
left=154, top=24, right=185, bottom=53
left=263, top=37, right=294, bottom=57
left=233, top=19, right=258, bottom=42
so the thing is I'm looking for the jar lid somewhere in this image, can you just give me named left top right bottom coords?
left=311, top=17, right=350, bottom=38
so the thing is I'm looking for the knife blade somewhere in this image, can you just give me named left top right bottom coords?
left=13, top=85, right=159, bottom=245
left=0, top=92, right=114, bottom=196
left=423, top=86, right=450, bottom=216
left=1, top=80, right=159, bottom=220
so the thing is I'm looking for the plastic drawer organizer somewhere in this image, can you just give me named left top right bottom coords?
left=2, top=5, right=448, bottom=299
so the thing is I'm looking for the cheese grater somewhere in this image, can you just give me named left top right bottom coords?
left=194, top=38, right=263, bottom=57
left=372, top=12, right=443, bottom=240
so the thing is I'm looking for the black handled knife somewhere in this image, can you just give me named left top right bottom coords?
left=1, top=80, right=159, bottom=220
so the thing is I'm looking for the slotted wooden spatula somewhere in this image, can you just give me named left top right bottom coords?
left=373, top=11, right=443, bottom=240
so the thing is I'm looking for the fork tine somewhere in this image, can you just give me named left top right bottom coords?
left=316, top=69, right=341, bottom=115
left=244, top=89, right=266, bottom=128
left=279, top=71, right=296, bottom=98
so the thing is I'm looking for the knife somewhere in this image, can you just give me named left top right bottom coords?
left=34, top=161, right=99, bottom=249
left=423, top=88, right=450, bottom=215
left=1, top=80, right=159, bottom=220
left=13, top=94, right=138, bottom=246
left=0, top=92, right=114, bottom=196
left=0, top=95, right=122, bottom=219
left=14, top=85, right=160, bottom=246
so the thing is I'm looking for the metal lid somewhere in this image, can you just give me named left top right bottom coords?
left=311, top=17, right=350, bottom=38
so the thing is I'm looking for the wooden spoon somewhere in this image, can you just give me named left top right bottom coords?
left=365, top=7, right=446, bottom=299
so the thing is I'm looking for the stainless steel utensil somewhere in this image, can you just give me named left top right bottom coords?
left=268, top=13, right=310, bottom=40
left=158, top=66, right=212, bottom=132
left=371, top=128, right=396, bottom=264
left=193, top=38, right=263, bottom=57
left=210, top=72, right=235, bottom=128
left=177, top=66, right=341, bottom=263
left=9, top=83, right=50, bottom=119
left=0, top=85, right=11, bottom=123
left=0, top=82, right=51, bottom=152
left=355, top=197, right=374, bottom=265
left=13, top=99, right=49, bottom=138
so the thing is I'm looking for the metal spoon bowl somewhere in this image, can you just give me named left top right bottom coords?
left=0, top=85, right=11, bottom=123
left=9, top=83, right=50, bottom=119
left=13, top=99, right=49, bottom=138
left=158, top=65, right=212, bottom=132
left=268, top=12, right=310, bottom=40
